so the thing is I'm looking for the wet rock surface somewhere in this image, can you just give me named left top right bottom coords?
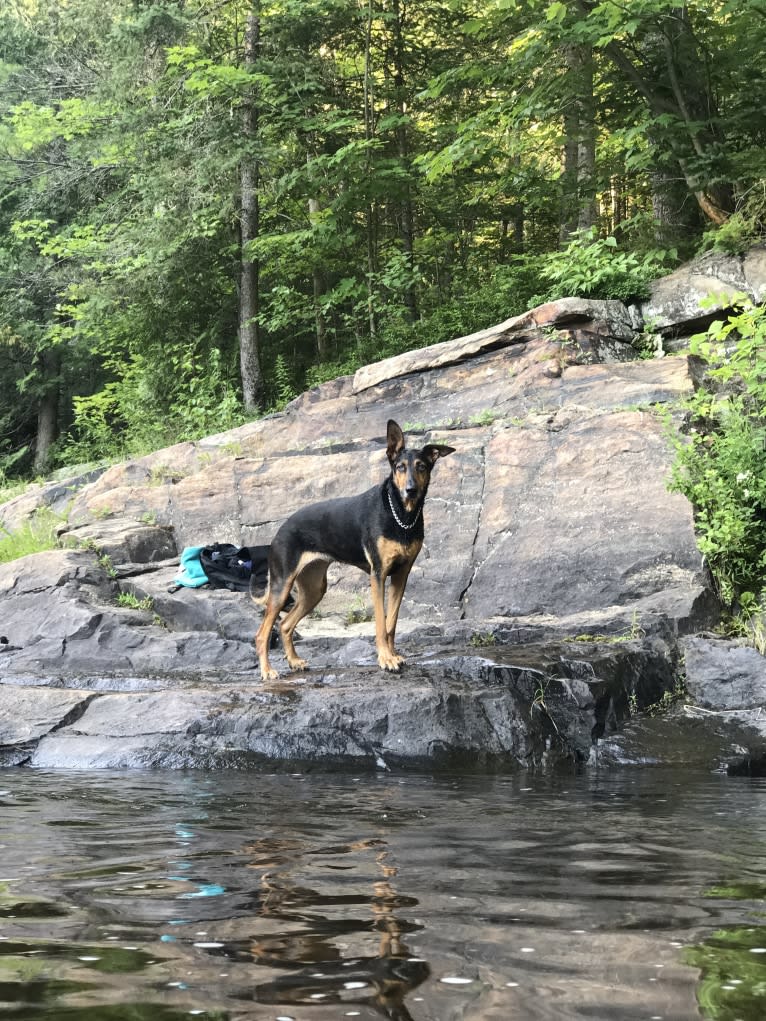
left=2, top=252, right=765, bottom=772
left=0, top=593, right=680, bottom=772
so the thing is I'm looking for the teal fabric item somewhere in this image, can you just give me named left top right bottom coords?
left=174, top=546, right=209, bottom=588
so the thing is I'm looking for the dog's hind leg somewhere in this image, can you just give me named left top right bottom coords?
left=279, top=559, right=329, bottom=672
left=255, top=574, right=295, bottom=681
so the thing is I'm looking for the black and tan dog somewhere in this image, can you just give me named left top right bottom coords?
left=253, top=420, right=454, bottom=681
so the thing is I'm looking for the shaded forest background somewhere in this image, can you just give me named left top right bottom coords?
left=1, top=0, right=765, bottom=481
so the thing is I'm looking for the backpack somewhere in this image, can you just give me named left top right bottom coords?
left=199, top=543, right=269, bottom=592
left=171, top=543, right=270, bottom=593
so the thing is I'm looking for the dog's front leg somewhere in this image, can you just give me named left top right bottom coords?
left=384, top=560, right=413, bottom=662
left=370, top=570, right=403, bottom=673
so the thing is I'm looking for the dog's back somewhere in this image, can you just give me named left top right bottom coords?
left=270, top=487, right=382, bottom=577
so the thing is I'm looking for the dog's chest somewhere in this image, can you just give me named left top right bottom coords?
left=375, top=535, right=423, bottom=570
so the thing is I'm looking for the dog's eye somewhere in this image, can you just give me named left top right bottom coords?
left=415, top=462, right=426, bottom=473
left=396, top=462, right=406, bottom=473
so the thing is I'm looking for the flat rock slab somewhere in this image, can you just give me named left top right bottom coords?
left=0, top=687, right=98, bottom=765
left=0, top=636, right=677, bottom=771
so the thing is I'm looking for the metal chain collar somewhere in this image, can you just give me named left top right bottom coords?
left=387, top=489, right=422, bottom=530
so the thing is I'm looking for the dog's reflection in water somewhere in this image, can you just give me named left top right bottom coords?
left=229, top=836, right=430, bottom=1020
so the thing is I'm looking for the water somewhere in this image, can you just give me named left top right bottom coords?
left=1, top=769, right=766, bottom=1021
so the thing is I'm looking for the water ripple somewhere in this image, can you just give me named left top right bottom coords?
left=1, top=769, right=766, bottom=1018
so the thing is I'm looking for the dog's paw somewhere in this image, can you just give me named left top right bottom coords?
left=378, top=651, right=404, bottom=673
left=287, top=657, right=309, bottom=671
left=260, top=664, right=280, bottom=681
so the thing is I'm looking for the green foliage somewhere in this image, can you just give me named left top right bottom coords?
left=61, top=347, right=245, bottom=464
left=0, top=479, right=30, bottom=506
left=269, top=354, right=298, bottom=411
left=0, top=508, right=61, bottom=563
left=644, top=677, right=687, bottom=717
left=573, top=614, right=645, bottom=644
left=541, top=227, right=677, bottom=302
left=344, top=596, right=373, bottom=626
left=304, top=354, right=361, bottom=390
left=375, top=259, right=547, bottom=359
left=669, top=302, right=766, bottom=610
left=117, top=591, right=154, bottom=611
left=1, top=0, right=765, bottom=487
left=294, top=259, right=545, bottom=395
left=699, top=184, right=766, bottom=255
left=97, top=552, right=117, bottom=578
left=469, top=630, right=497, bottom=648
left=719, top=599, right=766, bottom=655
left=700, top=211, right=762, bottom=256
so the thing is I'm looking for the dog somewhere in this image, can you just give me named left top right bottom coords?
left=253, top=419, right=455, bottom=681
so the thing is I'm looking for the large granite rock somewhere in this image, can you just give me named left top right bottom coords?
left=20, top=343, right=702, bottom=629
left=639, top=246, right=766, bottom=337
left=2, top=259, right=765, bottom=772
left=683, top=637, right=766, bottom=709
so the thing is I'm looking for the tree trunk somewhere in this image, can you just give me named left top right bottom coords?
left=559, top=60, right=579, bottom=243
left=513, top=204, right=525, bottom=251
left=575, top=43, right=597, bottom=231
left=33, top=348, right=61, bottom=475
left=238, top=5, right=264, bottom=413
left=391, top=0, right=416, bottom=322
left=560, top=42, right=597, bottom=241
left=650, top=159, right=702, bottom=249
left=611, top=175, right=626, bottom=233
left=363, top=0, right=378, bottom=342
left=308, top=196, right=328, bottom=360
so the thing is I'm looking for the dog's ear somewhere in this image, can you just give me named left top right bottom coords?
left=386, top=420, right=405, bottom=464
left=421, top=443, right=456, bottom=466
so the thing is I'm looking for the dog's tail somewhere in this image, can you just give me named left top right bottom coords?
left=251, top=571, right=296, bottom=613
left=249, top=571, right=269, bottom=606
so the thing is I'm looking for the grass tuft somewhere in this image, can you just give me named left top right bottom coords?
left=0, top=508, right=62, bottom=564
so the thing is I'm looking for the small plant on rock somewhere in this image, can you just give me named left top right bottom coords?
left=469, top=630, right=497, bottom=647
left=469, top=409, right=500, bottom=427
left=117, top=591, right=154, bottom=611
left=97, top=552, right=117, bottom=578
left=645, top=677, right=688, bottom=717
left=344, top=597, right=372, bottom=626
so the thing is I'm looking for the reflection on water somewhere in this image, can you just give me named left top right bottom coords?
left=1, top=768, right=766, bottom=1019
left=685, top=925, right=766, bottom=1021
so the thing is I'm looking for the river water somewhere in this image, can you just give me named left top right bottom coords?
left=1, top=767, right=765, bottom=1021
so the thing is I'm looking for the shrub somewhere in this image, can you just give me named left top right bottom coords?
left=699, top=210, right=763, bottom=256
left=669, top=301, right=766, bottom=610
left=541, top=227, right=677, bottom=303
left=699, top=186, right=766, bottom=256
left=60, top=345, right=245, bottom=465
